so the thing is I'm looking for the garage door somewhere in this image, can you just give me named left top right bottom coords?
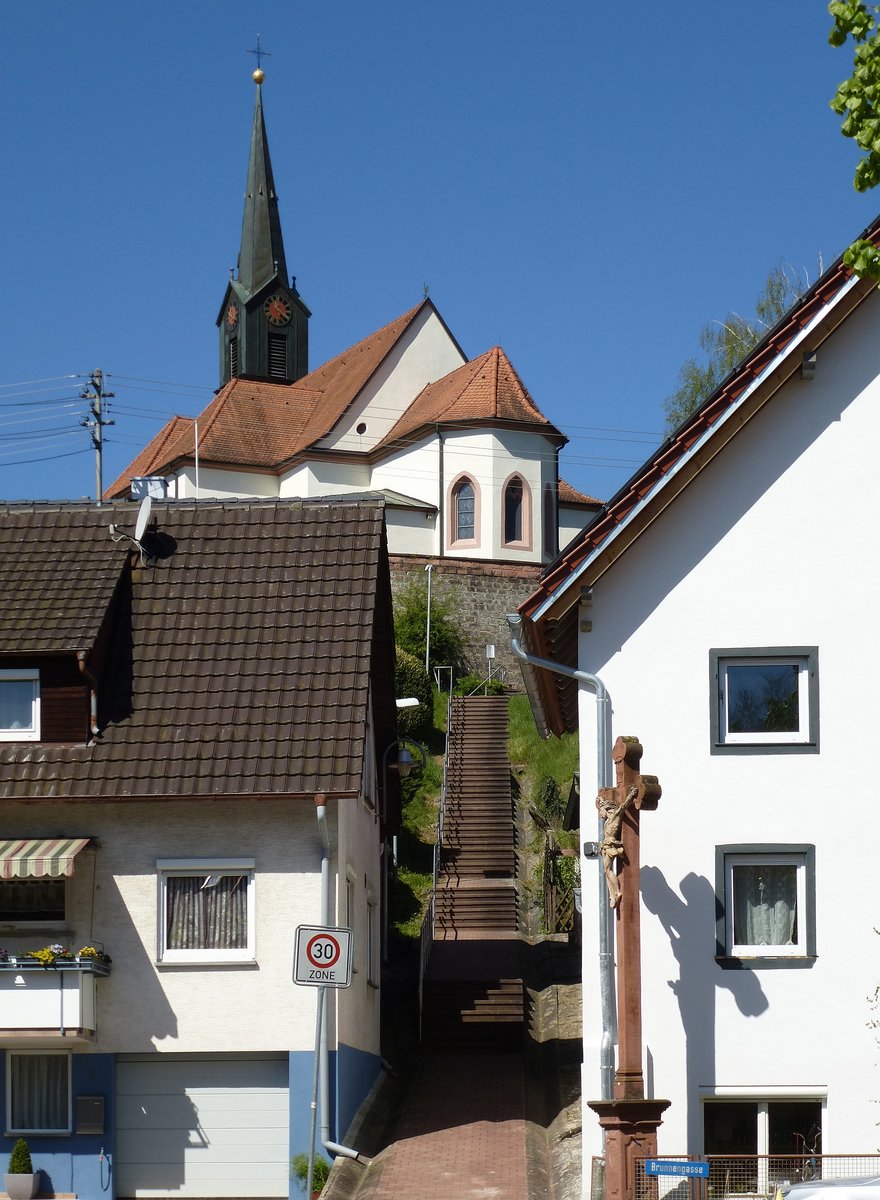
left=116, top=1056, right=289, bottom=1198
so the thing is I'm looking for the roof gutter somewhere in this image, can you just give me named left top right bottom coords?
left=507, top=610, right=616, bottom=1102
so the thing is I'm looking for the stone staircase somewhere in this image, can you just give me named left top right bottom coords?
left=422, top=695, right=523, bottom=1049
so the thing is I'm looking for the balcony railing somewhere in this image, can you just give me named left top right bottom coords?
left=0, top=956, right=111, bottom=1042
left=631, top=1156, right=880, bottom=1200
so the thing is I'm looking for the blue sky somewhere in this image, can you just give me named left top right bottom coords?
left=0, top=2, right=873, bottom=504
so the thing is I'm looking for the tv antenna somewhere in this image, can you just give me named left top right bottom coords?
left=109, top=496, right=154, bottom=564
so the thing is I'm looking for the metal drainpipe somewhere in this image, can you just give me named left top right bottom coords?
left=506, top=610, right=616, bottom=1101
left=436, top=425, right=445, bottom=557
left=315, top=804, right=365, bottom=1162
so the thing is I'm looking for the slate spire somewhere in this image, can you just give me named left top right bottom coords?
left=238, top=74, right=288, bottom=294
left=217, top=68, right=310, bottom=388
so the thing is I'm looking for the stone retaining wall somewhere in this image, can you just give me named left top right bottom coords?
left=389, top=555, right=542, bottom=687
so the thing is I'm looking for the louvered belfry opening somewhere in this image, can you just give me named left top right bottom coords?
left=268, top=333, right=287, bottom=379
left=422, top=696, right=524, bottom=1050
left=228, top=337, right=239, bottom=378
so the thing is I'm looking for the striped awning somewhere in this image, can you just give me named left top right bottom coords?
left=0, top=838, right=93, bottom=880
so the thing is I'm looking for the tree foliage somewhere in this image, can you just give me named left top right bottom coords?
left=393, top=579, right=465, bottom=674
left=663, top=265, right=807, bottom=430
left=395, top=647, right=435, bottom=740
left=829, top=2, right=880, bottom=278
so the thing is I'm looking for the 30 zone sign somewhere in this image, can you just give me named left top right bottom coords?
left=294, top=926, right=353, bottom=988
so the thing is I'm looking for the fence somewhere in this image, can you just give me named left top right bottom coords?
left=631, top=1156, right=880, bottom=1200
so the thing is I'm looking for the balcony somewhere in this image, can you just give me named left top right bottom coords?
left=0, top=956, right=111, bottom=1045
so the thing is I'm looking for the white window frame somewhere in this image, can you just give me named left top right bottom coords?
left=157, top=858, right=255, bottom=965
left=0, top=669, right=40, bottom=742
left=716, top=844, right=816, bottom=963
left=6, top=1051, right=72, bottom=1135
left=710, top=648, right=819, bottom=754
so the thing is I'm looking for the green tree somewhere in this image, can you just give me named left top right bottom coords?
left=829, top=2, right=880, bottom=277
left=663, top=265, right=807, bottom=430
left=393, top=579, right=465, bottom=674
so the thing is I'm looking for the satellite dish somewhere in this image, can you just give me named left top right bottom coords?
left=134, top=495, right=152, bottom=543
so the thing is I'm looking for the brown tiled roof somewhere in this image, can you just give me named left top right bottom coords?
left=0, top=498, right=395, bottom=801
left=105, top=303, right=431, bottom=497
left=0, top=505, right=126, bottom=655
left=558, top=478, right=602, bottom=506
left=377, top=347, right=564, bottom=449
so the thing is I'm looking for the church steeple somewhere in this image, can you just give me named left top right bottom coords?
left=217, top=68, right=310, bottom=388
left=238, top=74, right=287, bottom=294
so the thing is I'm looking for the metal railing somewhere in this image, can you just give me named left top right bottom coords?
left=417, top=677, right=454, bottom=1037
left=633, top=1156, right=880, bottom=1200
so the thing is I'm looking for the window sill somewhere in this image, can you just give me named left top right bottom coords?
left=715, top=955, right=816, bottom=970
left=155, top=959, right=259, bottom=969
left=711, top=742, right=818, bottom=756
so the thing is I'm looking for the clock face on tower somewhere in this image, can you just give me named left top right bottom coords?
left=226, top=302, right=239, bottom=331
left=263, top=294, right=292, bottom=326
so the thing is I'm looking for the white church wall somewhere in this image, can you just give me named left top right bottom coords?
left=318, top=307, right=466, bottom=455
left=172, top=467, right=279, bottom=500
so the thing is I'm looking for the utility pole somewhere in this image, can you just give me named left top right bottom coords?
left=80, top=370, right=115, bottom=506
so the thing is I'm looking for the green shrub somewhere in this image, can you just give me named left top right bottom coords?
left=395, top=648, right=434, bottom=741
left=9, top=1138, right=33, bottom=1174
left=291, top=1152, right=330, bottom=1193
left=394, top=579, right=465, bottom=672
left=532, top=775, right=565, bottom=826
left=453, top=673, right=505, bottom=697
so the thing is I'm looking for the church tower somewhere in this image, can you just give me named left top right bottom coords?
left=217, top=68, right=310, bottom=386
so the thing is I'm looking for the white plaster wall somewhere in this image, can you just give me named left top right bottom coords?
left=318, top=307, right=466, bottom=454
left=386, top=508, right=437, bottom=556
left=172, top=467, right=279, bottom=500
left=278, top=460, right=371, bottom=498
left=0, top=799, right=354, bottom=1055
left=575, top=288, right=880, bottom=1159
left=335, top=794, right=382, bottom=1056
left=371, top=440, right=440, bottom=508
left=559, top=505, right=593, bottom=552
left=442, top=428, right=551, bottom=563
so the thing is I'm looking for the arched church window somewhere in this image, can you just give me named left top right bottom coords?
left=453, top=478, right=476, bottom=542
left=504, top=477, right=524, bottom=544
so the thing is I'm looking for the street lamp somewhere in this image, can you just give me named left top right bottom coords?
left=380, top=735, right=428, bottom=962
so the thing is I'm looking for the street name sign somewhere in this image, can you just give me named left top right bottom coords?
left=645, top=1161, right=710, bottom=1178
left=294, top=925, right=353, bottom=988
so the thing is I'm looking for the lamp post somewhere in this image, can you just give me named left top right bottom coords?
left=424, top=563, right=433, bottom=676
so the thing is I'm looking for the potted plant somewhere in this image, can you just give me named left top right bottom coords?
left=5, top=1137, right=40, bottom=1200
left=291, top=1152, right=330, bottom=1197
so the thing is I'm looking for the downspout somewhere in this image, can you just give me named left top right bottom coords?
left=507, top=610, right=616, bottom=1101
left=76, top=653, right=100, bottom=737
left=436, top=424, right=445, bottom=558
left=315, top=803, right=366, bottom=1162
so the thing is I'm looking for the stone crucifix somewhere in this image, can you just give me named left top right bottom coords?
left=589, top=736, right=669, bottom=1200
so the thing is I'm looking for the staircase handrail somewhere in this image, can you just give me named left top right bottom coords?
left=417, top=679, right=454, bottom=1035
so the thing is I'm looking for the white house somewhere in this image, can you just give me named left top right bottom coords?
left=0, top=497, right=398, bottom=1200
left=513, top=214, right=880, bottom=1193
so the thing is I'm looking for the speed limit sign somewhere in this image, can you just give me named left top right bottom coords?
left=294, top=925, right=353, bottom=988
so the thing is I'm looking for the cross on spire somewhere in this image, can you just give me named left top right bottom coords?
left=247, top=35, right=271, bottom=71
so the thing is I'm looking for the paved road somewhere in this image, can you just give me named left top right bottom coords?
left=356, top=1051, right=529, bottom=1200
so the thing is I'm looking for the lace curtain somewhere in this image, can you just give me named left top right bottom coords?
left=733, top=863, right=797, bottom=946
left=166, top=875, right=247, bottom=950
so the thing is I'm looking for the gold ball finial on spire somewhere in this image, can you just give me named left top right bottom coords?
left=253, top=68, right=265, bottom=85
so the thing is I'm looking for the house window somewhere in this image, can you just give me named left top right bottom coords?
left=7, top=1052, right=71, bottom=1134
left=0, top=878, right=66, bottom=927
left=715, top=845, right=815, bottom=962
left=0, top=670, right=39, bottom=742
left=451, top=477, right=477, bottom=544
left=704, top=1099, right=822, bottom=1191
left=157, top=859, right=255, bottom=964
left=710, top=649, right=818, bottom=753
